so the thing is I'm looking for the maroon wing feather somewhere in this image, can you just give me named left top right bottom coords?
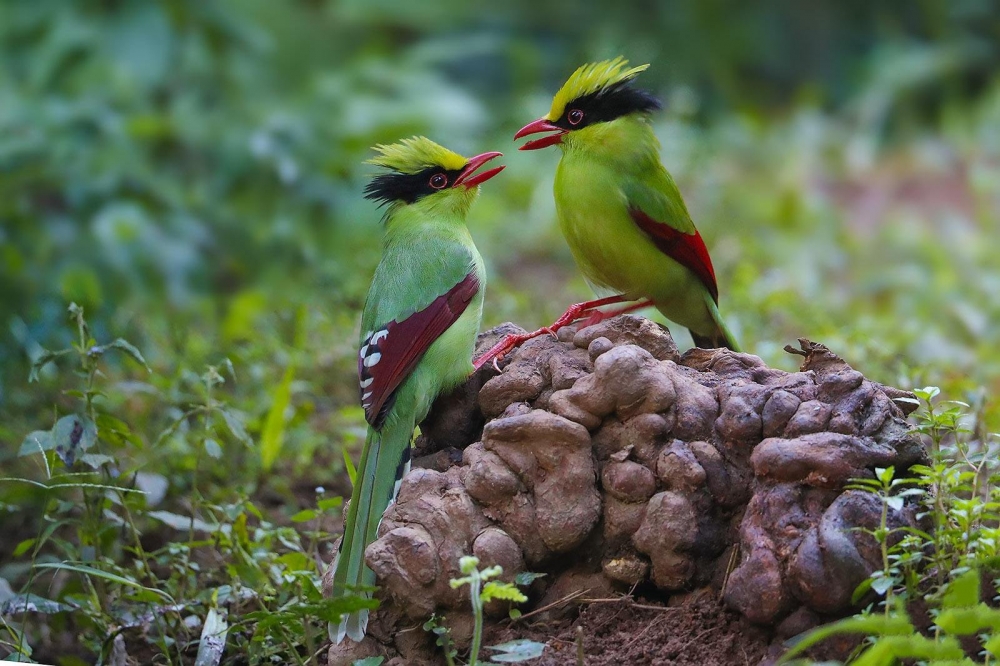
left=629, top=207, right=719, bottom=303
left=358, top=272, right=480, bottom=428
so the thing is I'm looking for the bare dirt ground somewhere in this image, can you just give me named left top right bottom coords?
left=486, top=589, right=772, bottom=666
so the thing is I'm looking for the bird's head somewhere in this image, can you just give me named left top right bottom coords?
left=515, top=57, right=661, bottom=154
left=364, top=137, right=504, bottom=217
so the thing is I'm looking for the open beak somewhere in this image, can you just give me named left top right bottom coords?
left=454, top=151, right=505, bottom=188
left=514, top=118, right=565, bottom=150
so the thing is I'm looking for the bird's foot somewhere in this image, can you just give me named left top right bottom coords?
left=472, top=296, right=658, bottom=370
left=574, top=298, right=655, bottom=329
left=473, top=327, right=557, bottom=371
left=473, top=296, right=639, bottom=371
left=546, top=295, right=629, bottom=330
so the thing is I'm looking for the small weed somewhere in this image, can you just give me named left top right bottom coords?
left=426, top=556, right=544, bottom=665
left=2, top=304, right=372, bottom=664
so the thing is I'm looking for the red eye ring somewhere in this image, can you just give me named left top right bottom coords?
left=429, top=173, right=448, bottom=189
left=568, top=109, right=584, bottom=126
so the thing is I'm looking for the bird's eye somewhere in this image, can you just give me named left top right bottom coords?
left=429, top=173, right=448, bottom=189
left=567, top=109, right=584, bottom=126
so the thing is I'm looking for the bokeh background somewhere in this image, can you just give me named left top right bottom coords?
left=1, top=1, right=999, bottom=662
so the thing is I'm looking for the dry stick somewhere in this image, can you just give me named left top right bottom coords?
left=512, top=588, right=589, bottom=622
left=575, top=625, right=585, bottom=666
left=577, top=597, right=680, bottom=612
left=719, top=544, right=741, bottom=603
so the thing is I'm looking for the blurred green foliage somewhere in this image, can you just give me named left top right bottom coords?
left=1, top=0, right=999, bottom=662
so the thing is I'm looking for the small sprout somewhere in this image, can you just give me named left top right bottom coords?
left=446, top=556, right=537, bottom=665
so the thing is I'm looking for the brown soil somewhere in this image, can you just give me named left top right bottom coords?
left=486, top=590, right=772, bottom=666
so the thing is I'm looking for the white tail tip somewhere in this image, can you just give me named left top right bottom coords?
left=328, top=609, right=369, bottom=644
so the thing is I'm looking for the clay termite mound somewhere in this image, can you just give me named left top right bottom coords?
left=326, top=316, right=927, bottom=665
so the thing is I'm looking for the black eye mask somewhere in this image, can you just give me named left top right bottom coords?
left=553, top=83, right=662, bottom=131
left=364, top=165, right=465, bottom=206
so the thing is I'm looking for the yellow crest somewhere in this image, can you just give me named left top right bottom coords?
left=546, top=57, right=650, bottom=120
left=367, top=136, right=467, bottom=174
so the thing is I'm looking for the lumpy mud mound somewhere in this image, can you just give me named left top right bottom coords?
left=325, top=317, right=927, bottom=665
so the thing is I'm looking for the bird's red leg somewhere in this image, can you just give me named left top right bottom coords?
left=545, top=295, right=628, bottom=330
left=575, top=298, right=655, bottom=329
left=472, top=295, right=629, bottom=370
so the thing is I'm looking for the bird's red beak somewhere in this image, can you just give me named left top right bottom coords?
left=514, top=118, right=565, bottom=150
left=454, top=151, right=505, bottom=188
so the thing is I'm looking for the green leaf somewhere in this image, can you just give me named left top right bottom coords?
left=78, top=453, right=116, bottom=469
left=220, top=358, right=237, bottom=382
left=937, top=605, right=1000, bottom=635
left=28, top=347, right=73, bottom=382
left=218, top=408, right=253, bottom=448
left=222, top=290, right=268, bottom=343
left=318, top=497, right=343, bottom=512
left=18, top=430, right=53, bottom=457
left=876, top=466, right=895, bottom=484
left=13, top=539, right=36, bottom=557
left=194, top=607, right=228, bottom=666
left=97, top=413, right=143, bottom=448
left=778, top=612, right=915, bottom=663
left=870, top=575, right=893, bottom=596
left=48, top=414, right=97, bottom=466
left=4, top=650, right=36, bottom=662
left=244, top=501, right=264, bottom=520
left=204, top=438, right=223, bottom=459
left=276, top=552, right=312, bottom=572
left=352, top=658, right=384, bottom=666
left=260, top=365, right=294, bottom=471
left=851, top=577, right=874, bottom=604
left=514, top=572, right=546, bottom=587
left=942, top=569, right=980, bottom=609
left=487, top=639, right=546, bottom=662
left=33, top=563, right=173, bottom=602
left=105, top=338, right=151, bottom=372
left=320, top=596, right=382, bottom=620
left=290, top=509, right=317, bottom=523
left=147, top=510, right=219, bottom=533
left=481, top=581, right=528, bottom=604
left=985, top=632, right=1000, bottom=658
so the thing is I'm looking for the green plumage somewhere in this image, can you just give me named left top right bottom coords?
left=330, top=141, right=490, bottom=643
left=522, top=58, right=739, bottom=351
left=554, top=114, right=740, bottom=350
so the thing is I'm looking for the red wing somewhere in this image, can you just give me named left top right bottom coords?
left=358, top=272, right=480, bottom=428
left=629, top=207, right=719, bottom=303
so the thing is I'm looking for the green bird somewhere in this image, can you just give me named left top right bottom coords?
left=476, top=58, right=739, bottom=368
left=330, top=137, right=503, bottom=643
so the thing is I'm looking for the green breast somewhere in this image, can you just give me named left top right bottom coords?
left=552, top=153, right=712, bottom=331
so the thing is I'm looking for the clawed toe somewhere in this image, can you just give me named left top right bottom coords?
left=472, top=296, right=640, bottom=372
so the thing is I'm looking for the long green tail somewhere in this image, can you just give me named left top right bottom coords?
left=329, top=414, right=414, bottom=643
left=689, top=293, right=742, bottom=352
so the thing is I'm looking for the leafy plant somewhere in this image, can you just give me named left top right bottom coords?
left=782, top=387, right=1000, bottom=665
left=434, top=556, right=544, bottom=666
left=3, top=304, right=372, bottom=665
left=780, top=568, right=1000, bottom=665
